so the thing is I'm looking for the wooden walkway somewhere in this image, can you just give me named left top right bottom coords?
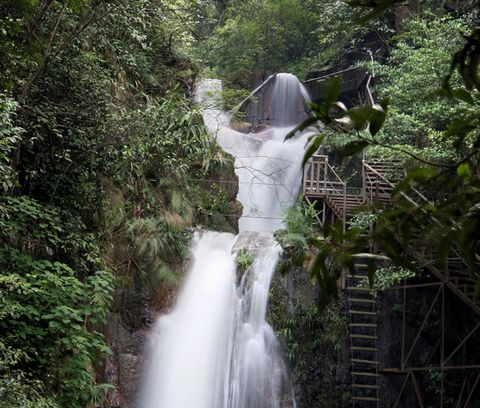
left=303, top=155, right=480, bottom=407
left=303, top=154, right=479, bottom=315
left=304, top=67, right=369, bottom=102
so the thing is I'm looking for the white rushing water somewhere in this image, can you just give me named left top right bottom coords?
left=142, top=73, right=312, bottom=408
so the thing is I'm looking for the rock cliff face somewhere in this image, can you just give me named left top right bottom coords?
left=103, top=273, right=159, bottom=407
left=269, top=264, right=351, bottom=408
left=270, top=265, right=480, bottom=407
left=235, top=75, right=309, bottom=131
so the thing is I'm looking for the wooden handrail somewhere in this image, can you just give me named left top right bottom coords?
left=304, top=155, right=347, bottom=230
left=363, top=160, right=472, bottom=277
left=229, top=74, right=276, bottom=115
left=303, top=66, right=363, bottom=84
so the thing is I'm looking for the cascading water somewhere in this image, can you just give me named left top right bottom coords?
left=141, top=73, right=312, bottom=408
left=272, top=73, right=311, bottom=127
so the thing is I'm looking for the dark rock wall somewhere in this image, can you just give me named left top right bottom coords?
left=269, top=264, right=351, bottom=408
left=237, top=75, right=309, bottom=130
left=376, top=283, right=480, bottom=406
left=269, top=264, right=480, bottom=407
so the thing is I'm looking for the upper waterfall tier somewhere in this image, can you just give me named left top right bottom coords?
left=195, top=74, right=313, bottom=232
left=272, top=73, right=311, bottom=127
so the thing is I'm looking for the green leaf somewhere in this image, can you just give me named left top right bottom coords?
left=285, top=116, right=319, bottom=140
left=457, top=163, right=472, bottom=180
left=302, top=134, right=326, bottom=166
left=452, top=88, right=475, bottom=105
left=347, top=106, right=371, bottom=130
left=369, top=102, right=388, bottom=136
left=339, top=140, right=369, bottom=157
left=323, top=76, right=342, bottom=106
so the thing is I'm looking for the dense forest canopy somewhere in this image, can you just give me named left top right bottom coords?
left=0, top=0, right=479, bottom=406
left=0, top=1, right=229, bottom=406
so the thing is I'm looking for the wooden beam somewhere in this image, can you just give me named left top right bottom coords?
left=403, top=286, right=442, bottom=367
left=393, top=374, right=410, bottom=408
left=410, top=372, right=425, bottom=408
left=444, top=321, right=480, bottom=366
left=463, top=372, right=480, bottom=408
left=382, top=365, right=480, bottom=372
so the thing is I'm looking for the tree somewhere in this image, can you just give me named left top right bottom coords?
left=0, top=0, right=224, bottom=405
left=288, top=1, right=480, bottom=304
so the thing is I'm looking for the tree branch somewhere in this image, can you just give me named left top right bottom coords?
left=355, top=132, right=462, bottom=169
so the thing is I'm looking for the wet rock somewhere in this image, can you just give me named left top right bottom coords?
left=232, top=231, right=276, bottom=255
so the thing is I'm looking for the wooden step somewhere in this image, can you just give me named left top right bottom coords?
left=366, top=164, right=401, bottom=169
left=352, top=396, right=381, bottom=402
left=350, top=323, right=378, bottom=328
left=351, top=346, right=379, bottom=351
left=348, top=287, right=375, bottom=292
left=350, top=334, right=378, bottom=340
left=349, top=298, right=376, bottom=304
left=349, top=310, right=377, bottom=316
left=354, top=263, right=369, bottom=268
left=364, top=186, right=392, bottom=191
left=352, top=371, right=380, bottom=377
left=364, top=180, right=394, bottom=185
left=329, top=194, right=363, bottom=199
left=353, top=384, right=380, bottom=390
left=352, top=358, right=380, bottom=365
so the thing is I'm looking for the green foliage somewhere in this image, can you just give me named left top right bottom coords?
left=349, top=211, right=378, bottom=232
left=276, top=200, right=319, bottom=275
left=198, top=182, right=232, bottom=229
left=359, top=266, right=416, bottom=291
left=235, top=248, right=255, bottom=272
left=278, top=199, right=319, bottom=248
left=347, top=0, right=404, bottom=22
left=221, top=86, right=252, bottom=112
left=205, top=0, right=352, bottom=79
left=0, top=95, right=23, bottom=192
left=370, top=14, right=473, bottom=160
left=0, top=196, right=113, bottom=407
left=208, top=0, right=314, bottom=77
left=201, top=0, right=395, bottom=81
left=269, top=301, right=348, bottom=406
left=291, top=3, right=480, bottom=308
left=117, top=92, right=213, bottom=182
left=0, top=344, right=57, bottom=408
left=126, top=216, right=188, bottom=286
left=0, top=0, right=229, bottom=405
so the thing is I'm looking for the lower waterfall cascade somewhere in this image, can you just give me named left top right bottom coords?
left=141, top=73, right=313, bottom=408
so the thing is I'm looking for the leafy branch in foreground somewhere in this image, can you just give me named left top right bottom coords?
left=287, top=18, right=480, bottom=306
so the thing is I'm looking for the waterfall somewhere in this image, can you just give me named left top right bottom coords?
left=271, top=73, right=310, bottom=127
left=141, top=73, right=312, bottom=408
left=142, top=232, right=237, bottom=408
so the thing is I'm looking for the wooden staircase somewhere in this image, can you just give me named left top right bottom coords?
left=411, top=246, right=480, bottom=315
left=303, top=155, right=365, bottom=229
left=304, top=155, right=480, bottom=407
left=362, top=159, right=403, bottom=204
left=329, top=193, right=364, bottom=222
left=347, top=262, right=380, bottom=407
left=363, top=160, right=480, bottom=316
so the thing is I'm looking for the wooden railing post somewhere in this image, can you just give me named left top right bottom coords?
left=362, top=160, right=367, bottom=204
left=343, top=182, right=347, bottom=232
left=323, top=156, right=328, bottom=196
